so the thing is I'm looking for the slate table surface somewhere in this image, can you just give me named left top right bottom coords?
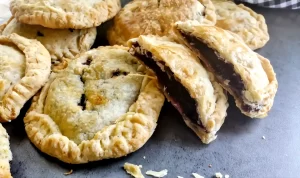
left=1, top=1, right=300, bottom=178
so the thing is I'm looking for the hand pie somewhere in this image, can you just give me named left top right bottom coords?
left=0, top=124, right=12, bottom=178
left=10, top=0, right=121, bottom=29
left=174, top=21, right=278, bottom=118
left=24, top=46, right=165, bottom=164
left=0, top=18, right=97, bottom=65
left=128, top=35, right=228, bottom=144
left=0, top=34, right=51, bottom=122
left=107, top=0, right=216, bottom=46
left=211, top=0, right=269, bottom=50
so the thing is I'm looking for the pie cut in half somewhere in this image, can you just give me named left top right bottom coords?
left=0, top=33, right=51, bottom=122
left=174, top=21, right=278, bottom=118
left=0, top=124, right=12, bottom=178
left=128, top=35, right=228, bottom=144
left=107, top=0, right=216, bottom=46
left=211, top=0, right=269, bottom=50
left=0, top=17, right=97, bottom=65
left=24, top=46, right=165, bottom=164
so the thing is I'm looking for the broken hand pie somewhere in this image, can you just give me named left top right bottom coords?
left=128, top=35, right=228, bottom=144
left=24, top=46, right=165, bottom=164
left=212, top=0, right=269, bottom=50
left=0, top=124, right=12, bottom=178
left=107, top=0, right=216, bottom=46
left=0, top=18, right=97, bottom=65
left=174, top=21, right=278, bottom=118
left=0, top=33, right=51, bottom=122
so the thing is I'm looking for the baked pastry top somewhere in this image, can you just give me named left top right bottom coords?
left=212, top=0, right=269, bottom=50
left=174, top=21, right=278, bottom=118
left=24, top=46, right=165, bottom=164
left=128, top=35, right=228, bottom=144
left=10, top=0, right=121, bottom=29
left=0, top=18, right=96, bottom=65
left=107, top=0, right=216, bottom=46
left=0, top=33, right=51, bottom=122
left=0, top=124, right=12, bottom=178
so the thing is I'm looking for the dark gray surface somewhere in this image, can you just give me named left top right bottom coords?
left=3, top=2, right=300, bottom=178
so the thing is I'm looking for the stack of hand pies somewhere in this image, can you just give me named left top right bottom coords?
left=0, top=0, right=278, bottom=176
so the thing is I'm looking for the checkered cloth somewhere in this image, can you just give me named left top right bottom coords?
left=237, top=0, right=300, bottom=9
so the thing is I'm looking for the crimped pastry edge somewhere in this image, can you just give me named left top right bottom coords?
left=24, top=46, right=165, bottom=164
left=174, top=21, right=277, bottom=118
left=0, top=33, right=51, bottom=122
left=10, top=0, right=121, bottom=29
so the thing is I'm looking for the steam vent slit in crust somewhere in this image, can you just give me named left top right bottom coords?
left=128, top=35, right=228, bottom=144
left=174, top=21, right=278, bottom=118
left=24, top=46, right=165, bottom=164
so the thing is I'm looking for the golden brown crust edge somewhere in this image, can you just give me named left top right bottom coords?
left=0, top=34, right=51, bottom=122
left=10, top=0, right=121, bottom=29
left=237, top=4, right=269, bottom=50
left=0, top=124, right=12, bottom=178
left=173, top=22, right=277, bottom=118
left=24, top=67, right=165, bottom=164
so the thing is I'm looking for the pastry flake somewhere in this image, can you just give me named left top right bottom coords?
left=107, top=0, right=216, bottom=46
left=0, top=33, right=51, bottom=122
left=10, top=0, right=121, bottom=29
left=212, top=0, right=269, bottom=50
left=0, top=17, right=96, bottom=65
left=174, top=21, right=278, bottom=118
left=0, top=124, right=12, bottom=178
left=124, top=162, right=145, bottom=178
left=128, top=35, right=228, bottom=144
left=24, top=46, right=165, bottom=164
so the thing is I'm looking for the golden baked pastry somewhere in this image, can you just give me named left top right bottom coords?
left=107, top=0, right=216, bottom=46
left=0, top=124, right=12, bottom=178
left=128, top=35, right=228, bottom=144
left=24, top=46, right=165, bottom=164
left=174, top=21, right=278, bottom=118
left=212, top=0, right=269, bottom=50
left=0, top=18, right=97, bottom=65
left=10, top=0, right=121, bottom=29
left=0, top=33, right=51, bottom=122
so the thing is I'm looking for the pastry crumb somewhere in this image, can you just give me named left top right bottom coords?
left=177, top=176, right=184, bottom=178
left=192, top=173, right=204, bottom=178
left=124, top=162, right=144, bottom=178
left=64, top=169, right=73, bottom=176
left=143, top=156, right=146, bottom=159
left=215, top=172, right=223, bottom=178
left=225, top=175, right=229, bottom=178
left=208, top=164, right=212, bottom=168
left=262, top=136, right=266, bottom=139
left=146, top=169, right=168, bottom=177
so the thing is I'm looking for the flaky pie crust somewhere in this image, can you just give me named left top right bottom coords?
left=0, top=124, right=12, bottom=178
left=24, top=46, right=165, bottom=164
left=107, top=0, right=216, bottom=46
left=174, top=21, right=278, bottom=118
left=0, top=33, right=51, bottom=122
left=128, top=35, right=228, bottom=144
left=10, top=0, right=121, bottom=29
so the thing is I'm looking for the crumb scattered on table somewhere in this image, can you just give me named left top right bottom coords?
left=146, top=169, right=168, bottom=177
left=225, top=175, right=230, bottom=178
left=215, top=172, right=223, bottom=178
left=208, top=164, right=212, bottom=168
left=123, top=162, right=144, bottom=178
left=262, top=136, right=266, bottom=139
left=143, top=156, right=146, bottom=159
left=64, top=169, right=73, bottom=176
left=192, top=173, right=204, bottom=178
left=177, top=176, right=184, bottom=178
